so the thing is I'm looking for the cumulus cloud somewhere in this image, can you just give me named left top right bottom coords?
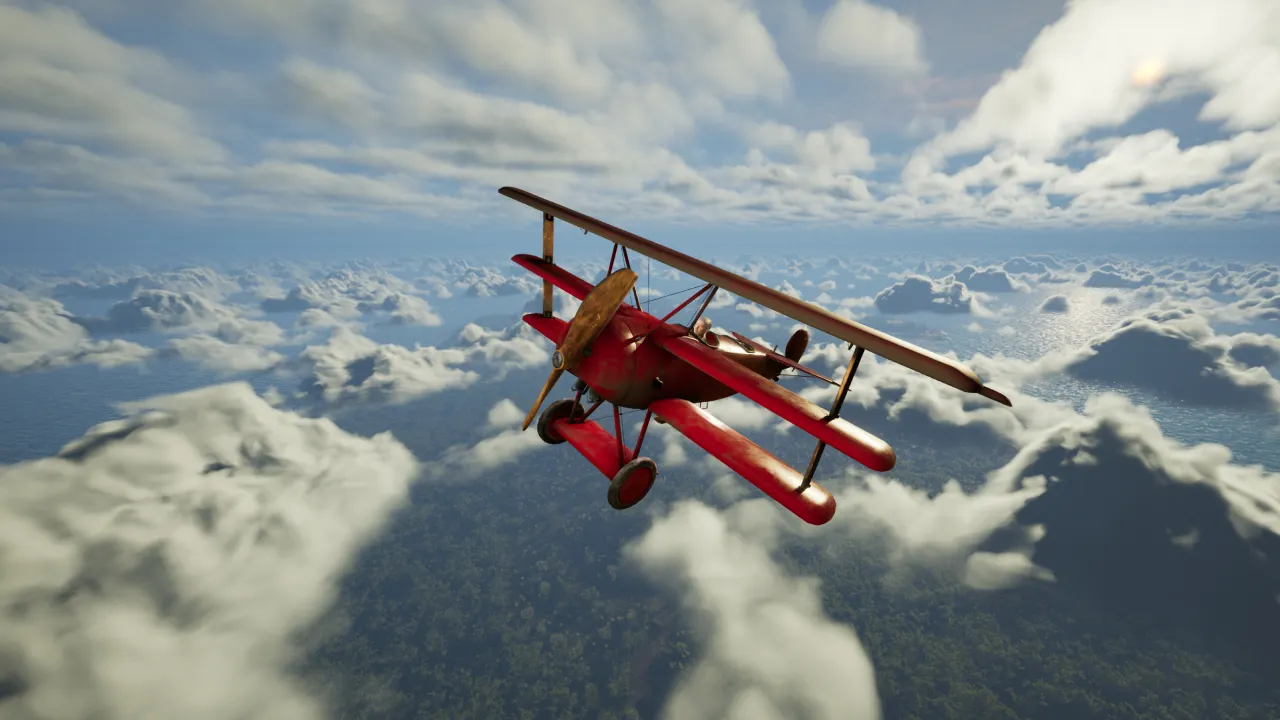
left=0, top=382, right=419, bottom=720
left=165, top=335, right=286, bottom=373
left=1039, top=294, right=1070, bottom=313
left=627, top=502, right=881, bottom=720
left=80, top=290, right=286, bottom=343
left=51, top=267, right=243, bottom=302
left=629, top=358, right=1280, bottom=720
left=901, top=0, right=1280, bottom=224
left=0, top=293, right=152, bottom=373
left=1083, top=269, right=1154, bottom=289
left=873, top=275, right=974, bottom=314
left=1061, top=309, right=1280, bottom=410
left=294, top=319, right=550, bottom=407
left=816, top=0, right=927, bottom=74
left=355, top=293, right=442, bottom=326
left=992, top=394, right=1280, bottom=640
left=656, top=356, right=1280, bottom=657
left=261, top=269, right=437, bottom=325
left=423, top=398, right=547, bottom=482
left=1004, top=256, right=1051, bottom=274
left=953, top=266, right=1024, bottom=293
left=1, top=0, right=1272, bottom=225
left=295, top=327, right=479, bottom=407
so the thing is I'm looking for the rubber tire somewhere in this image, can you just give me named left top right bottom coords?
left=537, top=399, right=583, bottom=445
left=608, top=457, right=658, bottom=510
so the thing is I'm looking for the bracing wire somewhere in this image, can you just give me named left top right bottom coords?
left=646, top=283, right=706, bottom=304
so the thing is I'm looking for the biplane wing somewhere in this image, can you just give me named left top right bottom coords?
left=499, top=186, right=1011, bottom=407
left=649, top=398, right=836, bottom=525
left=513, top=254, right=595, bottom=301
left=651, top=332, right=896, bottom=472
left=523, top=312, right=569, bottom=346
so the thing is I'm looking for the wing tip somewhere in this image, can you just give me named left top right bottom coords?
left=979, top=386, right=1013, bottom=407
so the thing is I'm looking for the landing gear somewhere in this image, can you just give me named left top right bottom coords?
left=608, top=457, right=658, bottom=510
left=536, top=398, right=583, bottom=445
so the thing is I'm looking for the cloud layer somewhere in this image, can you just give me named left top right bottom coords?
left=2, top=0, right=1277, bottom=225
left=0, top=382, right=420, bottom=720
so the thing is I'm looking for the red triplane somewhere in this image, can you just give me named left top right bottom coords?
left=503, top=187, right=1011, bottom=526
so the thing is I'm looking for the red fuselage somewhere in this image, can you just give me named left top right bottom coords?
left=572, top=305, right=785, bottom=409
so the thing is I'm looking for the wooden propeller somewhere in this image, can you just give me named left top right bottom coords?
left=522, top=268, right=638, bottom=430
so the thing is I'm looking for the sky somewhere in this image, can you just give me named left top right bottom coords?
left=2, top=0, right=1279, bottom=265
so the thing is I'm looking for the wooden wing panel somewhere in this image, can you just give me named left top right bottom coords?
left=512, top=253, right=594, bottom=301
left=499, top=187, right=1010, bottom=405
left=652, top=333, right=896, bottom=473
left=649, top=398, right=836, bottom=526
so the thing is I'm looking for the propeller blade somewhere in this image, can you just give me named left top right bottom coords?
left=557, top=268, right=637, bottom=371
left=523, top=367, right=566, bottom=431
left=521, top=269, right=636, bottom=432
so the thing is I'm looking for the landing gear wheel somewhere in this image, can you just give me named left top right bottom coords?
left=537, top=399, right=583, bottom=445
left=608, top=457, right=658, bottom=510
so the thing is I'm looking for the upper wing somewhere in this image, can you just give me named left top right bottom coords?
left=500, top=187, right=1011, bottom=406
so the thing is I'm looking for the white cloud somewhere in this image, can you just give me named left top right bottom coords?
left=83, top=290, right=286, bottom=344
left=0, top=4, right=223, bottom=164
left=0, top=293, right=152, bottom=373
left=296, top=327, right=479, bottom=406
left=294, top=318, right=550, bottom=407
left=627, top=501, right=881, bottom=720
left=654, top=0, right=790, bottom=100
left=0, top=382, right=418, bottom=720
left=1083, top=268, right=1154, bottom=288
left=816, top=0, right=927, bottom=74
left=873, top=275, right=975, bottom=314
left=166, top=335, right=286, bottom=373
left=1039, top=294, right=1070, bottom=313
left=919, top=0, right=1280, bottom=161
left=2, top=0, right=1277, bottom=225
left=1058, top=308, right=1280, bottom=410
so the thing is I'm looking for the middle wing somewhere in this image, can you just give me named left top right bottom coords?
left=513, top=253, right=595, bottom=301
left=652, top=332, right=896, bottom=472
left=500, top=186, right=1010, bottom=406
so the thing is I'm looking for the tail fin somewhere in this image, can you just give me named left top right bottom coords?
left=785, top=328, right=809, bottom=362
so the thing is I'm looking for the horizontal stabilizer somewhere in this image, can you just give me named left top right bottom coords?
left=552, top=418, right=634, bottom=479
left=512, top=254, right=594, bottom=301
left=653, top=333, right=896, bottom=472
left=522, top=313, right=570, bottom=346
left=649, top=399, right=836, bottom=525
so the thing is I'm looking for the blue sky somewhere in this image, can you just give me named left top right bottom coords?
left=1, top=0, right=1278, bottom=264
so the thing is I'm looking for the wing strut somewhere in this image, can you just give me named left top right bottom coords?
left=689, top=286, right=718, bottom=328
left=541, top=213, right=554, bottom=317
left=799, top=345, right=866, bottom=492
